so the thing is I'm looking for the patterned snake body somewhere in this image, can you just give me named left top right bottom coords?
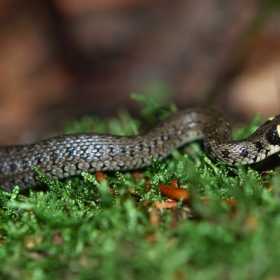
left=1, top=108, right=280, bottom=191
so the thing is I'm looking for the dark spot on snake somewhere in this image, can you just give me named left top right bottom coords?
left=10, top=163, right=17, bottom=172
left=22, top=160, right=29, bottom=169
left=130, top=149, right=135, bottom=157
left=266, top=125, right=280, bottom=145
left=66, top=148, right=74, bottom=158
left=120, top=147, right=126, bottom=153
left=138, top=143, right=144, bottom=151
left=240, top=149, right=248, bottom=157
left=67, top=151, right=74, bottom=158
left=253, top=155, right=258, bottom=163
left=265, top=149, right=270, bottom=157
left=0, top=165, right=4, bottom=175
left=140, top=157, right=146, bottom=165
left=36, top=157, right=43, bottom=164
left=50, top=153, right=58, bottom=161
left=222, top=150, right=230, bottom=159
left=254, top=142, right=263, bottom=152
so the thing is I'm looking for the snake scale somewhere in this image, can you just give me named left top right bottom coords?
left=1, top=108, right=280, bottom=191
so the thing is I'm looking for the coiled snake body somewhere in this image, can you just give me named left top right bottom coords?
left=1, top=108, right=280, bottom=191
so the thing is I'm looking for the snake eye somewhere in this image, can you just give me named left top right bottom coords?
left=266, top=124, right=280, bottom=145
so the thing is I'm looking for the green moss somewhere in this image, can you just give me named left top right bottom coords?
left=0, top=94, right=280, bottom=279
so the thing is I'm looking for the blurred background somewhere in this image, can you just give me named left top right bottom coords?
left=0, top=0, right=280, bottom=144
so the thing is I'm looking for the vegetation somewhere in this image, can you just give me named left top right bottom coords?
left=0, top=95, right=280, bottom=280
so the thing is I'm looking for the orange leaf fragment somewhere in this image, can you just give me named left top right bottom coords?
left=95, top=171, right=106, bottom=183
left=133, top=171, right=141, bottom=182
left=159, top=185, right=190, bottom=202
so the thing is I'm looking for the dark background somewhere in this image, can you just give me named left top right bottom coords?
left=0, top=0, right=279, bottom=144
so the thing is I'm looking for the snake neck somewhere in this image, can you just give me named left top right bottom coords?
left=141, top=108, right=232, bottom=162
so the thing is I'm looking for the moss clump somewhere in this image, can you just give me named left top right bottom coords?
left=0, top=94, right=279, bottom=280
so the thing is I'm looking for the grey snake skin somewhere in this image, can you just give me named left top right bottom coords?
left=1, top=108, right=280, bottom=191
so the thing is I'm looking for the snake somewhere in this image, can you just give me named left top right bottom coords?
left=0, top=108, right=280, bottom=191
